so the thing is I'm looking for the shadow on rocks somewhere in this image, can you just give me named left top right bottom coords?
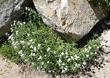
left=77, top=13, right=110, bottom=48
left=0, top=33, right=10, bottom=47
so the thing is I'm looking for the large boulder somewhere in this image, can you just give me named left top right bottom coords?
left=0, top=0, right=30, bottom=37
left=33, top=0, right=106, bottom=41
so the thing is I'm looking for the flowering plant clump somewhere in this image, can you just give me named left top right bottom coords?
left=8, top=7, right=100, bottom=74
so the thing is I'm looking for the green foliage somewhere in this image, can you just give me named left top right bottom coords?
left=89, top=0, right=110, bottom=11
left=0, top=42, right=21, bottom=63
left=7, top=7, right=100, bottom=74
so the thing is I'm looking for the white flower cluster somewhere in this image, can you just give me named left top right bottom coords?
left=8, top=8, right=99, bottom=74
left=18, top=50, right=24, bottom=58
left=25, top=7, right=31, bottom=11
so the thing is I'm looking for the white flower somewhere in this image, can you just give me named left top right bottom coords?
left=47, top=61, right=49, bottom=64
left=70, top=56, right=74, bottom=60
left=38, top=56, right=42, bottom=60
left=32, top=53, right=36, bottom=56
left=23, top=22, right=26, bottom=24
left=30, top=53, right=36, bottom=56
left=18, top=50, right=22, bottom=55
left=31, top=62, right=34, bottom=66
left=88, top=46, right=92, bottom=50
left=30, top=45, right=33, bottom=48
left=64, top=66, right=68, bottom=71
left=62, top=63, right=65, bottom=66
left=84, top=48, right=88, bottom=52
left=86, top=54, right=89, bottom=58
left=67, top=58, right=71, bottom=62
left=13, top=22, right=16, bottom=25
left=29, top=21, right=31, bottom=23
left=16, top=31, right=18, bottom=35
left=10, top=27, right=13, bottom=32
left=53, top=51, right=56, bottom=54
left=19, top=22, right=22, bottom=26
left=8, top=35, right=13, bottom=40
left=61, top=66, right=64, bottom=69
left=18, top=50, right=24, bottom=57
left=62, top=70, right=66, bottom=73
left=83, top=61, right=86, bottom=65
left=20, top=53, right=24, bottom=57
left=25, top=59, right=28, bottom=62
left=26, top=7, right=31, bottom=11
left=95, top=52, right=97, bottom=54
left=27, top=34, right=30, bottom=36
left=13, top=20, right=16, bottom=23
left=65, top=52, right=68, bottom=55
left=61, top=52, right=64, bottom=56
left=12, top=42, right=16, bottom=46
left=18, top=6, right=20, bottom=9
left=57, top=59, right=62, bottom=64
left=48, top=71, right=51, bottom=73
left=31, top=50, right=33, bottom=52
left=29, top=39, right=33, bottom=43
left=5, top=32, right=9, bottom=36
left=33, top=47, right=37, bottom=52
left=41, top=62, right=44, bottom=65
left=37, top=44, right=41, bottom=49
left=90, top=52, right=93, bottom=55
left=77, top=64, right=81, bottom=68
left=65, top=55, right=68, bottom=58
left=20, top=41, right=25, bottom=44
left=14, top=45, right=17, bottom=49
left=47, top=47, right=51, bottom=52
left=74, top=55, right=79, bottom=60
left=25, top=7, right=28, bottom=10
left=75, top=63, right=78, bottom=67
left=23, top=46, right=25, bottom=48
left=27, top=42, right=31, bottom=45
left=44, top=55, right=47, bottom=57
left=58, top=59, right=62, bottom=63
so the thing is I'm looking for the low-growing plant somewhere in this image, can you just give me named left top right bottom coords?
left=7, top=7, right=100, bottom=74
left=0, top=42, right=21, bottom=63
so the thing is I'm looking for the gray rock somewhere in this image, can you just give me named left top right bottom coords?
left=33, top=0, right=106, bottom=41
left=0, top=0, right=30, bottom=37
left=100, top=30, right=110, bottom=53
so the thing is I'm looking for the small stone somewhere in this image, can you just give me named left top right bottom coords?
left=86, top=72, right=93, bottom=77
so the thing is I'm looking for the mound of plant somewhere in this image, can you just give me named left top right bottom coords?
left=4, top=7, right=100, bottom=74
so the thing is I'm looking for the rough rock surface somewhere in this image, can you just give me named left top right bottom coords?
left=33, top=0, right=105, bottom=41
left=0, top=55, right=21, bottom=78
left=100, top=30, right=110, bottom=53
left=0, top=55, right=52, bottom=78
left=79, top=52, right=110, bottom=78
left=0, top=0, right=30, bottom=37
